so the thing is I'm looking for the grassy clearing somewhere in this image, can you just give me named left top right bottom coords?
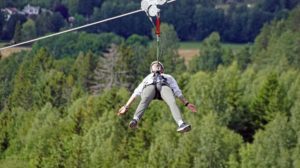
left=0, top=42, right=8, bottom=48
left=179, top=41, right=250, bottom=64
left=180, top=41, right=249, bottom=51
left=0, top=47, right=31, bottom=58
left=180, top=42, right=201, bottom=49
left=0, top=42, right=32, bottom=59
left=221, top=43, right=250, bottom=51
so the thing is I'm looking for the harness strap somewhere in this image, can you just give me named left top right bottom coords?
left=151, top=73, right=169, bottom=100
left=155, top=13, right=161, bottom=62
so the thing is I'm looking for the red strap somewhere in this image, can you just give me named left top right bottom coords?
left=155, top=15, right=161, bottom=36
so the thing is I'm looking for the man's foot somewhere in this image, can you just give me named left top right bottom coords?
left=177, top=123, right=191, bottom=133
left=129, top=119, right=138, bottom=129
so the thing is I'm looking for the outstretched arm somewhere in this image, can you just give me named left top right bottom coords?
left=117, top=76, right=148, bottom=116
left=168, top=75, right=197, bottom=113
left=117, top=94, right=137, bottom=116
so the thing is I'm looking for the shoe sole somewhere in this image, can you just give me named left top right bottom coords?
left=177, top=125, right=191, bottom=133
left=129, top=122, right=137, bottom=129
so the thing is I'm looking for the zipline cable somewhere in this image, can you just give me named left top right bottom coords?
left=0, top=0, right=176, bottom=51
left=0, top=9, right=143, bottom=51
left=0, top=0, right=176, bottom=64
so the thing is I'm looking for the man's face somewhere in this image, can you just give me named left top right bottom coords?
left=151, top=63, right=163, bottom=73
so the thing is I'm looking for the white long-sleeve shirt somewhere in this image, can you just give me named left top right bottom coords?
left=132, top=73, right=183, bottom=98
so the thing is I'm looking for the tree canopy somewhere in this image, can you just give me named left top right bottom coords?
left=0, top=5, right=300, bottom=168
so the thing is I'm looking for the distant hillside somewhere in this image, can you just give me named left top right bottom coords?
left=0, top=7, right=300, bottom=168
left=1, top=0, right=299, bottom=44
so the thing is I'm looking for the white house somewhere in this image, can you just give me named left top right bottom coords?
left=247, top=4, right=254, bottom=8
left=22, top=4, right=40, bottom=15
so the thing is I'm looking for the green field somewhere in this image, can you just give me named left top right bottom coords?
left=180, top=41, right=250, bottom=51
left=179, top=42, right=202, bottom=49
left=0, top=42, right=7, bottom=48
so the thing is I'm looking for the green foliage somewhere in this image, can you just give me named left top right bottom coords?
left=236, top=46, right=252, bottom=70
left=9, top=48, right=53, bottom=109
left=0, top=155, right=29, bottom=168
left=23, top=103, right=67, bottom=168
left=258, top=0, right=299, bottom=12
left=35, top=12, right=53, bottom=36
left=193, top=7, right=225, bottom=40
left=21, top=19, right=36, bottom=41
left=148, top=123, right=179, bottom=167
left=1, top=7, right=300, bottom=167
left=63, top=0, right=79, bottom=15
left=33, top=32, right=124, bottom=58
left=189, top=32, right=223, bottom=72
left=222, top=5, right=273, bottom=43
left=77, top=0, right=94, bottom=16
left=49, top=12, right=66, bottom=32
left=240, top=114, right=297, bottom=168
left=253, top=7, right=300, bottom=70
left=172, top=114, right=243, bottom=168
left=187, top=62, right=251, bottom=132
left=126, top=34, right=149, bottom=46
left=291, top=97, right=300, bottom=168
left=250, top=73, right=281, bottom=125
left=8, top=61, right=35, bottom=109
left=35, top=12, right=66, bottom=36
left=1, top=0, right=299, bottom=42
left=0, top=11, right=4, bottom=37
left=222, top=48, right=235, bottom=66
left=0, top=53, right=24, bottom=110
left=0, top=107, right=36, bottom=158
left=65, top=135, right=89, bottom=168
left=37, top=70, right=68, bottom=108
left=72, top=52, right=94, bottom=91
left=0, top=108, right=13, bottom=156
left=91, top=0, right=149, bottom=38
left=291, top=91, right=300, bottom=139
left=293, top=143, right=300, bottom=168
left=13, top=21, right=22, bottom=43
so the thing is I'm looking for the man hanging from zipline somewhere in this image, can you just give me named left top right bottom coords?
left=118, top=61, right=197, bottom=133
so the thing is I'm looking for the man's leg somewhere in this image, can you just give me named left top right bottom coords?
left=132, top=85, right=156, bottom=122
left=160, top=86, right=191, bottom=132
left=160, top=86, right=183, bottom=125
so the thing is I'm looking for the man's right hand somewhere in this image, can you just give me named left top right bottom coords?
left=117, top=105, right=129, bottom=116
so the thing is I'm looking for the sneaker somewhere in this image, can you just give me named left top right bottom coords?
left=129, top=119, right=138, bottom=128
left=177, top=123, right=191, bottom=133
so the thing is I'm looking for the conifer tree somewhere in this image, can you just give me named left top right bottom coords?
left=90, top=44, right=128, bottom=94
left=13, top=21, right=22, bottom=43
left=72, top=52, right=93, bottom=91
left=189, top=32, right=223, bottom=72
left=240, top=114, right=296, bottom=168
left=250, top=73, right=280, bottom=126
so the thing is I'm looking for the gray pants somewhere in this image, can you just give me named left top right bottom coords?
left=133, top=85, right=183, bottom=126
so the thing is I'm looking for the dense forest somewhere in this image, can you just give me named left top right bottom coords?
left=0, top=0, right=299, bottom=43
left=0, top=2, right=299, bottom=167
left=0, top=3, right=300, bottom=168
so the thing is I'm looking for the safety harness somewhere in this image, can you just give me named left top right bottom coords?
left=151, top=72, right=169, bottom=100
